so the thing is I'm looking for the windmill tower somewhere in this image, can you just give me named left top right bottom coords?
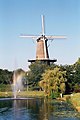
left=20, top=15, right=66, bottom=65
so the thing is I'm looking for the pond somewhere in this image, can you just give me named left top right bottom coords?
left=0, top=98, right=80, bottom=120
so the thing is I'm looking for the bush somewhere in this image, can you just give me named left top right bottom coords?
left=0, top=84, right=12, bottom=92
left=49, top=92, right=59, bottom=99
left=74, top=84, right=80, bottom=93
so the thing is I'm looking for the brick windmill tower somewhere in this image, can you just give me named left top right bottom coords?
left=20, top=15, right=66, bottom=65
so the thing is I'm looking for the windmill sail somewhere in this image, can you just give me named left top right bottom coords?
left=42, top=15, right=45, bottom=36
left=20, top=15, right=66, bottom=65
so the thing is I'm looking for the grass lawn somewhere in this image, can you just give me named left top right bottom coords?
left=0, top=91, right=45, bottom=98
left=70, top=93, right=80, bottom=112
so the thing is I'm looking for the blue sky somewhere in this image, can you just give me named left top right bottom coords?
left=0, top=0, right=80, bottom=71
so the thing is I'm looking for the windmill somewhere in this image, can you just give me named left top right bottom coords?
left=20, top=15, right=66, bottom=65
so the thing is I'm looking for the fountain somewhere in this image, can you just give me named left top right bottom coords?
left=0, top=69, right=32, bottom=101
left=12, top=69, right=24, bottom=99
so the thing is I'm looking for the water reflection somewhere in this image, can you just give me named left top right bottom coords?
left=0, top=98, right=80, bottom=120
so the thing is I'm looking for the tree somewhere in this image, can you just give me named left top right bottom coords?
left=0, top=69, right=12, bottom=84
left=72, top=58, right=80, bottom=92
left=39, top=67, right=67, bottom=98
left=59, top=64, right=75, bottom=93
left=26, top=61, right=50, bottom=89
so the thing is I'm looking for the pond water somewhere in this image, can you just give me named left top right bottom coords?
left=0, top=98, right=80, bottom=120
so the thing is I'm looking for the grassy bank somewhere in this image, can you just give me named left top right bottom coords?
left=70, top=93, right=80, bottom=112
left=0, top=91, right=45, bottom=98
left=0, top=90, right=80, bottom=113
left=57, top=93, right=80, bottom=112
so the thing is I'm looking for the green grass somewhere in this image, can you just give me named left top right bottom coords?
left=0, top=91, right=12, bottom=98
left=67, top=93, right=80, bottom=112
left=0, top=91, right=45, bottom=98
left=70, top=93, right=80, bottom=107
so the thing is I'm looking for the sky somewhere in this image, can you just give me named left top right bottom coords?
left=0, top=0, right=80, bottom=71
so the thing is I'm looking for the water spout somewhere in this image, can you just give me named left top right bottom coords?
left=12, top=69, right=25, bottom=98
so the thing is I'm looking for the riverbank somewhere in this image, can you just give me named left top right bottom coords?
left=0, top=91, right=80, bottom=112
left=70, top=93, right=80, bottom=112
left=55, top=93, right=80, bottom=112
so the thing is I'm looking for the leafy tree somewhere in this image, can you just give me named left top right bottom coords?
left=72, top=58, right=80, bottom=92
left=39, top=67, right=67, bottom=98
left=0, top=69, right=12, bottom=84
left=26, top=61, right=50, bottom=89
left=59, top=58, right=80, bottom=93
left=59, top=65, right=75, bottom=93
